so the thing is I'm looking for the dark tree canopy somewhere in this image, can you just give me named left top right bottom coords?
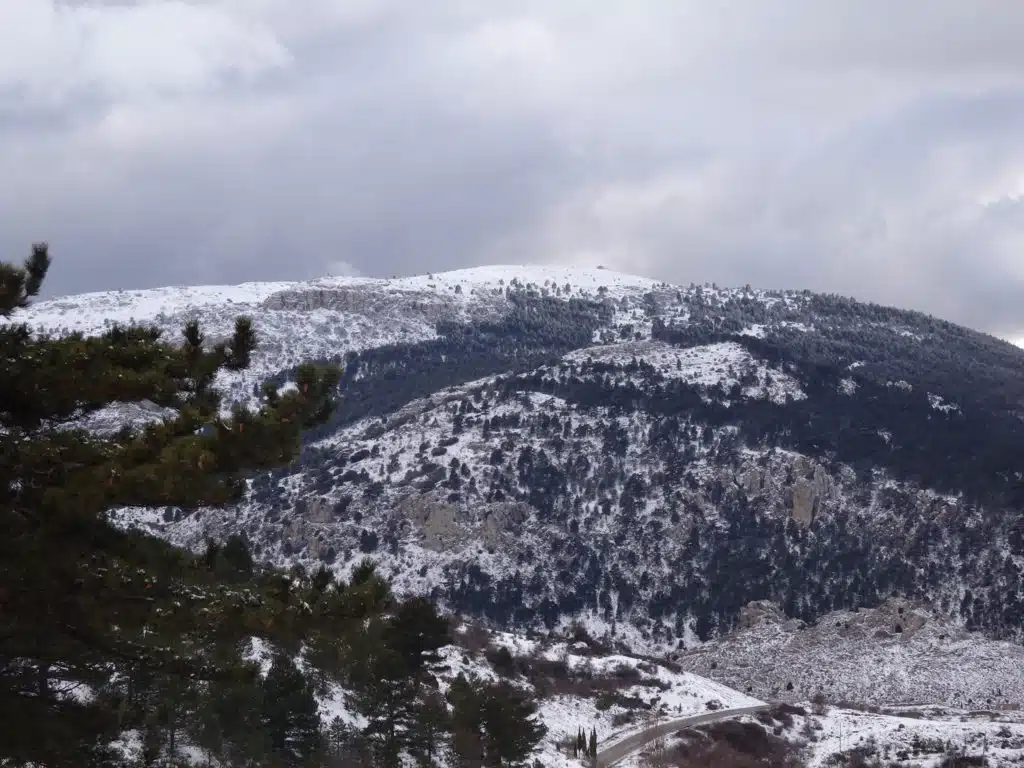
left=0, top=243, right=340, bottom=766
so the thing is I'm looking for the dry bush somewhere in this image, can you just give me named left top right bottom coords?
left=888, top=709, right=925, bottom=719
left=612, top=711, right=637, bottom=728
left=663, top=720, right=803, bottom=767
left=765, top=702, right=806, bottom=730
left=937, top=757, right=986, bottom=767
left=485, top=645, right=518, bottom=676
left=453, top=619, right=493, bottom=654
left=811, top=691, right=829, bottom=715
left=835, top=700, right=880, bottom=714
left=519, top=653, right=665, bottom=704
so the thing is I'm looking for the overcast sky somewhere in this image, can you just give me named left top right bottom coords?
left=3, top=2, right=1024, bottom=338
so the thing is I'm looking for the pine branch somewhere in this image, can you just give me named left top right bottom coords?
left=0, top=243, right=50, bottom=317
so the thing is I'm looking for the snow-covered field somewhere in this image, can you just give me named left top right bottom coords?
left=805, top=707, right=1024, bottom=767
left=619, top=704, right=1024, bottom=767
left=682, top=597, right=1024, bottom=710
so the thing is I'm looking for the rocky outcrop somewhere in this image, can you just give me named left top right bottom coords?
left=681, top=597, right=1022, bottom=708
left=306, top=498, right=335, bottom=524
left=787, top=457, right=834, bottom=526
left=737, top=600, right=786, bottom=629
left=736, top=454, right=835, bottom=526
left=479, top=501, right=532, bottom=548
left=395, top=493, right=467, bottom=551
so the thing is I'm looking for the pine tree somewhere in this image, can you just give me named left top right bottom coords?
left=407, top=690, right=451, bottom=767
left=192, top=666, right=265, bottom=768
left=385, top=595, right=450, bottom=674
left=261, top=650, right=323, bottom=766
left=346, top=590, right=449, bottom=766
left=448, top=675, right=547, bottom=768
left=449, top=675, right=486, bottom=768
left=482, top=680, right=547, bottom=767
left=347, top=631, right=421, bottom=767
left=0, top=243, right=341, bottom=766
left=326, top=715, right=366, bottom=766
left=589, top=726, right=597, bottom=761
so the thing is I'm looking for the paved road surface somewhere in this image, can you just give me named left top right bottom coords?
left=596, top=704, right=770, bottom=767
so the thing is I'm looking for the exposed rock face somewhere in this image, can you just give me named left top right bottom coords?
left=394, top=495, right=535, bottom=552
left=790, top=484, right=817, bottom=526
left=261, top=284, right=510, bottom=327
left=736, top=454, right=835, bottom=526
left=739, top=466, right=765, bottom=494
left=737, top=600, right=786, bottom=629
left=282, top=517, right=330, bottom=559
left=737, top=601, right=805, bottom=632
left=306, top=498, right=335, bottom=525
left=396, top=493, right=467, bottom=551
left=263, top=287, right=453, bottom=321
left=788, top=457, right=834, bottom=526
left=839, top=596, right=930, bottom=638
left=479, top=501, right=532, bottom=548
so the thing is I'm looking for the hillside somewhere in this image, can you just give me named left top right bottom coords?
left=17, top=264, right=1024, bottom=660
left=682, top=597, right=1024, bottom=709
left=106, top=615, right=764, bottom=768
left=621, top=704, right=1024, bottom=767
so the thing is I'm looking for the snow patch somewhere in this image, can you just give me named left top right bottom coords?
left=838, top=378, right=858, bottom=396
left=564, top=341, right=806, bottom=405
left=928, top=392, right=961, bottom=414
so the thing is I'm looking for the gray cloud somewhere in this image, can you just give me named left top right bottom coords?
left=3, top=1, right=1024, bottom=339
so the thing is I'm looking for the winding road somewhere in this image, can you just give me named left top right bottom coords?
left=596, top=704, right=771, bottom=767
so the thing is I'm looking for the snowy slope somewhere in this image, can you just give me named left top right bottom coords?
left=11, top=265, right=660, bottom=411
left=805, top=707, right=1024, bottom=767
left=620, top=705, right=1024, bottom=768
left=682, top=597, right=1024, bottom=709
left=18, top=265, right=658, bottom=337
left=564, top=339, right=807, bottom=404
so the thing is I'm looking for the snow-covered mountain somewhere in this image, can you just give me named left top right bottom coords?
left=20, top=265, right=657, bottom=410
left=19, top=264, right=1024, bottom=708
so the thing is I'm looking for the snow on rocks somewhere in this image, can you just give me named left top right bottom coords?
left=618, top=705, right=1024, bottom=767
left=928, top=392, right=961, bottom=414
left=565, top=340, right=806, bottom=404
left=682, top=597, right=1024, bottom=710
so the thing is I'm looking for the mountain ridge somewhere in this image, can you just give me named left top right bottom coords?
left=17, top=263, right=1024, bottom=662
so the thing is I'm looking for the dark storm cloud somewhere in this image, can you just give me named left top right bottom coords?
left=3, top=1, right=1024, bottom=340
